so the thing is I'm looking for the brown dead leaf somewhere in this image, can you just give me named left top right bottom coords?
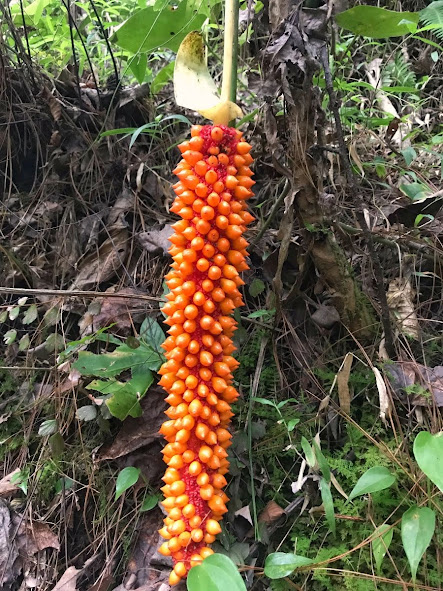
left=28, top=521, right=60, bottom=552
left=126, top=509, right=171, bottom=588
left=258, top=500, right=285, bottom=525
left=387, top=278, right=420, bottom=340
left=138, top=225, right=173, bottom=256
left=51, top=567, right=80, bottom=591
left=79, top=288, right=151, bottom=335
left=373, top=367, right=390, bottom=424
left=386, top=361, right=443, bottom=407
left=0, top=469, right=20, bottom=497
left=88, top=574, right=115, bottom=591
left=0, top=500, right=20, bottom=587
left=70, top=227, right=128, bottom=290
left=99, top=388, right=165, bottom=461
left=337, top=353, right=353, bottom=415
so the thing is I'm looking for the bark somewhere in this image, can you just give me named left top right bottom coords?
left=287, top=67, right=375, bottom=338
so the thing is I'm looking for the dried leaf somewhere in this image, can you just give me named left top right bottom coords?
left=98, top=388, right=165, bottom=461
left=386, top=362, right=443, bottom=407
left=138, top=225, right=173, bottom=256
left=387, top=278, right=420, bottom=340
left=235, top=505, right=253, bottom=525
left=28, top=521, right=60, bottom=551
left=0, top=469, right=20, bottom=497
left=70, top=228, right=128, bottom=290
left=78, top=288, right=150, bottom=335
left=337, top=353, right=353, bottom=415
left=51, top=567, right=80, bottom=591
left=373, top=367, right=390, bottom=424
left=258, top=501, right=285, bottom=524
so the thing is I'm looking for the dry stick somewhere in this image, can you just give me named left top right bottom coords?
left=0, top=287, right=159, bottom=302
left=320, top=45, right=396, bottom=358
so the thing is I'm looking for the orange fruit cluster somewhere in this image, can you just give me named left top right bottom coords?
left=158, top=124, right=254, bottom=585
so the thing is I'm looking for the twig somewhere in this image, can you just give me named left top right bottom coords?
left=320, top=45, right=396, bottom=358
left=0, top=287, right=160, bottom=302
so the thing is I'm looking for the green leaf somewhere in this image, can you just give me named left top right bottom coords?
left=38, top=419, right=58, bottom=436
left=0, top=310, right=7, bottom=323
left=249, top=278, right=265, bottom=298
left=336, top=6, right=419, bottom=38
left=139, top=316, right=165, bottom=350
left=372, top=524, right=394, bottom=574
left=252, top=397, right=276, bottom=408
left=399, top=182, right=431, bottom=201
left=129, top=53, right=148, bottom=84
left=401, top=506, right=435, bottom=582
left=141, top=494, right=159, bottom=512
left=45, top=332, right=64, bottom=352
left=22, top=303, right=38, bottom=324
left=9, top=306, right=20, bottom=320
left=49, top=432, right=65, bottom=457
left=115, top=467, right=140, bottom=500
left=264, top=552, right=313, bottom=579
left=105, top=384, right=143, bottom=420
left=420, top=1, right=443, bottom=40
left=287, top=418, right=300, bottom=432
left=76, top=405, right=98, bottom=421
left=401, top=146, right=417, bottom=166
left=413, top=431, right=443, bottom=493
left=301, top=436, right=316, bottom=468
left=320, top=478, right=336, bottom=534
left=112, top=1, right=206, bottom=55
left=73, top=342, right=161, bottom=378
left=348, top=466, right=396, bottom=501
left=312, top=440, right=331, bottom=483
left=187, top=553, right=247, bottom=591
left=18, top=334, right=30, bottom=352
left=151, top=61, right=175, bottom=94
left=4, top=329, right=17, bottom=345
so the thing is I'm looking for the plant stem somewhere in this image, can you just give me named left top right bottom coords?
left=221, top=0, right=239, bottom=104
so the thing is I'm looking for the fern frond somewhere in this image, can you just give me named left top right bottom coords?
left=420, top=0, right=443, bottom=40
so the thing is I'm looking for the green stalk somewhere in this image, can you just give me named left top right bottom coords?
left=221, top=0, right=239, bottom=105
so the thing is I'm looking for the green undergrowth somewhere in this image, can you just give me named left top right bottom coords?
left=229, top=324, right=443, bottom=590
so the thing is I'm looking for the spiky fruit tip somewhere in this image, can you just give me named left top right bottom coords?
left=158, top=125, right=254, bottom=585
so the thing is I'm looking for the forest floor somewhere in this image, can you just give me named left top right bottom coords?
left=1, top=5, right=443, bottom=591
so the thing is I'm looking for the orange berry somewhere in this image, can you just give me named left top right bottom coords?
left=197, top=258, right=210, bottom=272
left=207, top=192, right=221, bottom=207
left=207, top=229, right=219, bottom=242
left=213, top=180, right=224, bottom=193
left=236, top=141, right=251, bottom=154
left=188, top=460, right=202, bottom=476
left=202, top=244, right=215, bottom=258
left=205, top=169, right=218, bottom=184
left=211, top=126, right=224, bottom=141
left=205, top=519, right=222, bottom=535
left=200, top=351, right=214, bottom=367
left=194, top=160, right=208, bottom=176
left=201, top=205, right=215, bottom=220
left=198, top=446, right=213, bottom=463
left=218, top=153, right=229, bottom=166
left=196, top=472, right=210, bottom=486
left=195, top=183, right=208, bottom=198
left=191, top=528, right=204, bottom=543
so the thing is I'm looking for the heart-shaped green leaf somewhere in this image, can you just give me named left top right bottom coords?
left=348, top=466, right=396, bottom=501
left=401, top=506, right=435, bottom=582
left=187, top=553, right=246, bottom=591
left=413, top=431, right=443, bottom=493
left=264, top=552, right=313, bottom=579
